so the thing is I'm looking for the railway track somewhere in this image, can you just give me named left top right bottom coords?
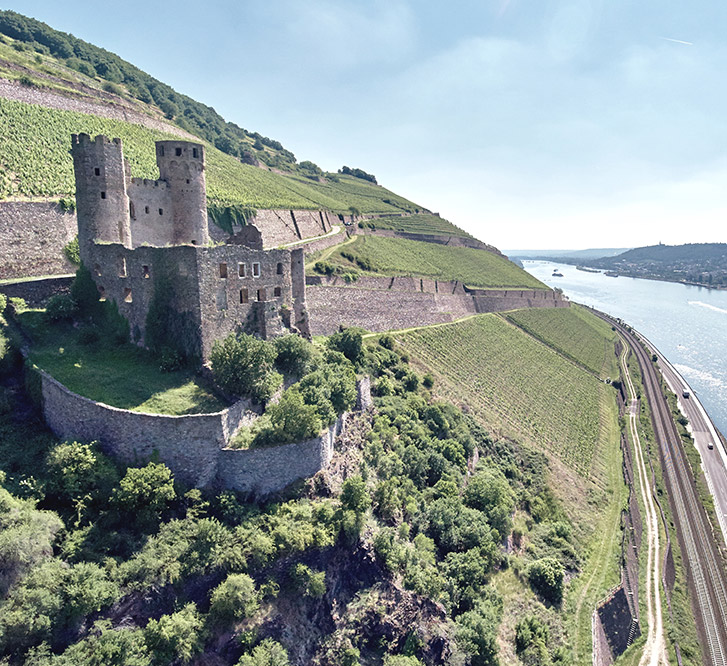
left=606, top=315, right=727, bottom=666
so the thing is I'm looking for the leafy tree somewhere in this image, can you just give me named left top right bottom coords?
left=455, top=597, right=502, bottom=666
left=340, top=476, right=370, bottom=515
left=209, top=573, right=259, bottom=622
left=291, top=563, right=326, bottom=598
left=45, top=294, right=77, bottom=322
left=211, top=333, right=282, bottom=403
left=274, top=334, right=314, bottom=376
left=328, top=328, right=364, bottom=365
left=237, top=639, right=289, bottom=666
left=266, top=390, right=322, bottom=444
left=527, top=557, right=564, bottom=604
left=112, top=463, right=176, bottom=526
left=143, top=604, right=203, bottom=665
left=463, top=469, right=515, bottom=540
left=515, top=615, right=550, bottom=658
left=384, top=657, right=424, bottom=666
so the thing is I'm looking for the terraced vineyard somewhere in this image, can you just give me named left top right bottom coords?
left=400, top=314, right=617, bottom=476
left=506, top=305, right=619, bottom=379
left=360, top=213, right=474, bottom=239
left=323, top=235, right=547, bottom=289
left=0, top=98, right=419, bottom=214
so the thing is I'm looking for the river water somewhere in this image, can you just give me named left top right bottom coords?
left=523, top=260, right=727, bottom=436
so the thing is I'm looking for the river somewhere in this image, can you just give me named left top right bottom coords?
left=523, top=260, right=727, bottom=436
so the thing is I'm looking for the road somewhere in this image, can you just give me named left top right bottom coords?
left=636, top=332, right=727, bottom=548
left=603, top=314, right=727, bottom=666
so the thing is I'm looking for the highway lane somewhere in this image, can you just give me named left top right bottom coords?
left=636, top=332, right=727, bottom=548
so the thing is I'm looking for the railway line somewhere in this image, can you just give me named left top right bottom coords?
left=606, top=314, right=727, bottom=666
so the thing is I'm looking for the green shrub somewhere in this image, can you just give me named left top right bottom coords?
left=327, top=328, right=364, bottom=365
left=462, top=469, right=515, bottom=540
left=45, top=294, right=77, bottom=322
left=77, top=326, right=100, bottom=345
left=63, top=235, right=80, bottom=265
left=8, top=296, right=27, bottom=313
left=515, top=615, right=549, bottom=654
left=210, top=333, right=281, bottom=403
left=340, top=476, right=370, bottom=515
left=209, top=573, right=259, bottom=622
left=0, top=293, right=7, bottom=314
left=291, top=563, right=326, bottom=598
left=237, top=639, right=289, bottom=666
left=158, top=346, right=183, bottom=373
left=384, top=657, right=424, bottom=666
left=265, top=390, right=322, bottom=444
left=527, top=557, right=564, bottom=604
left=112, top=463, right=176, bottom=526
left=143, top=604, right=203, bottom=665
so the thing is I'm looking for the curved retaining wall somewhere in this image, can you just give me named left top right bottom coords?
left=38, top=369, right=364, bottom=496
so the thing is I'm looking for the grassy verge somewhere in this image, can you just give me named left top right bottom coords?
left=319, top=235, right=547, bottom=290
left=18, top=310, right=226, bottom=415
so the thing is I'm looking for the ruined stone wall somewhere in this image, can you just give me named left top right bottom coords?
left=39, top=369, right=258, bottom=488
left=357, top=227, right=502, bottom=254
left=196, top=245, right=294, bottom=358
left=128, top=179, right=173, bottom=247
left=0, top=202, right=77, bottom=279
left=0, top=276, right=73, bottom=306
left=306, top=275, right=464, bottom=294
left=292, top=210, right=327, bottom=239
left=470, top=289, right=568, bottom=313
left=218, top=415, right=347, bottom=496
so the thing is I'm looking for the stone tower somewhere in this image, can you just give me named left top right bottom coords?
left=71, top=134, right=132, bottom=261
left=155, top=141, right=209, bottom=246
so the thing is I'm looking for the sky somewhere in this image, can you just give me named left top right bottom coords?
left=11, top=0, right=727, bottom=249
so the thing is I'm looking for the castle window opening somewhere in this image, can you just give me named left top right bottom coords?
left=100, top=191, right=106, bottom=199
left=142, top=265, right=150, bottom=279
left=273, top=286, right=282, bottom=297
left=118, top=256, right=127, bottom=278
left=238, top=263, right=246, bottom=278
left=256, top=288, right=265, bottom=302
left=276, top=262, right=283, bottom=275
left=175, top=147, right=182, bottom=157
left=123, top=288, right=132, bottom=303
left=98, top=286, right=106, bottom=301
left=145, top=206, right=150, bottom=214
left=186, top=179, right=190, bottom=184
left=193, top=148, right=198, bottom=158
left=93, top=263, right=102, bottom=277
left=252, top=262, right=261, bottom=278
left=129, top=201, right=136, bottom=220
left=216, top=287, right=227, bottom=311
left=94, top=167, right=100, bottom=176
left=219, top=263, right=228, bottom=279
left=240, top=288, right=248, bottom=304
left=158, top=208, right=163, bottom=215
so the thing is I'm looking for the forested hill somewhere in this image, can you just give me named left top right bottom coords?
left=587, top=243, right=727, bottom=287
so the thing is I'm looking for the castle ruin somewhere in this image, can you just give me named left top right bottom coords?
left=71, top=134, right=309, bottom=360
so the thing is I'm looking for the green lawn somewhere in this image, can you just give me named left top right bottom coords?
left=19, top=312, right=225, bottom=415
left=321, top=235, right=548, bottom=290
left=506, top=305, right=619, bottom=379
left=360, top=213, right=475, bottom=239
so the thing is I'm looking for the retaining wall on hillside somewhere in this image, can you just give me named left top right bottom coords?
left=0, top=276, right=74, bottom=306
left=38, top=368, right=369, bottom=495
left=0, top=202, right=77, bottom=279
left=357, top=227, right=502, bottom=254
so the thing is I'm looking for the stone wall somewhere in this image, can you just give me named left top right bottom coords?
left=38, top=368, right=368, bottom=496
left=128, top=179, right=173, bottom=247
left=357, top=227, right=502, bottom=254
left=0, top=276, right=73, bottom=306
left=0, top=202, right=77, bottom=279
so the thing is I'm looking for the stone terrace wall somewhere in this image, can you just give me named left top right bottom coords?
left=469, top=289, right=568, bottom=313
left=218, top=415, right=347, bottom=496
left=0, top=276, right=73, bottom=306
left=40, top=370, right=258, bottom=488
left=357, top=227, right=502, bottom=254
left=0, top=202, right=77, bottom=279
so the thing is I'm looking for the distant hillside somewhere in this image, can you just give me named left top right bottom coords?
left=587, top=243, right=727, bottom=287
left=507, top=248, right=630, bottom=260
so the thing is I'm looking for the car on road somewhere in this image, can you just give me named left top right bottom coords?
left=682, top=390, right=690, bottom=398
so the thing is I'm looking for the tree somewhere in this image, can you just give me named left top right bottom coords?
left=211, top=333, right=282, bottom=403
left=274, top=334, right=314, bottom=376
left=267, top=390, right=322, bottom=443
left=45, top=441, right=118, bottom=507
left=209, top=574, right=259, bottom=622
left=237, top=639, right=289, bottom=666
left=463, top=469, right=515, bottom=540
left=112, top=463, right=176, bottom=526
left=328, top=328, right=364, bottom=365
left=341, top=476, right=370, bottom=515
left=143, top=604, right=202, bottom=665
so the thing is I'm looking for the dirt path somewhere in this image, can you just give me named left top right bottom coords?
left=620, top=341, right=669, bottom=666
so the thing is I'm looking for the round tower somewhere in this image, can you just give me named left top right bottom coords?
left=155, top=141, right=209, bottom=246
left=71, top=134, right=132, bottom=262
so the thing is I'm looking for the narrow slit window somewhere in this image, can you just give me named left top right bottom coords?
left=98, top=286, right=106, bottom=301
left=252, top=262, right=261, bottom=278
left=219, top=263, right=228, bottom=279
left=94, top=167, right=100, bottom=176
left=145, top=206, right=150, bottom=214
left=142, top=265, right=150, bottom=279
left=93, top=263, right=102, bottom=277
left=186, top=179, right=190, bottom=184
left=276, top=262, right=283, bottom=275
left=158, top=208, right=163, bottom=215
left=100, top=191, right=106, bottom=199
left=256, top=288, right=264, bottom=302
left=238, top=262, right=246, bottom=278
left=123, top=288, right=132, bottom=303
left=175, top=147, right=182, bottom=156
left=273, top=286, right=282, bottom=297
left=118, top=256, right=127, bottom=278
left=240, top=288, right=248, bottom=304
left=129, top=201, right=136, bottom=220
left=193, top=148, right=199, bottom=158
